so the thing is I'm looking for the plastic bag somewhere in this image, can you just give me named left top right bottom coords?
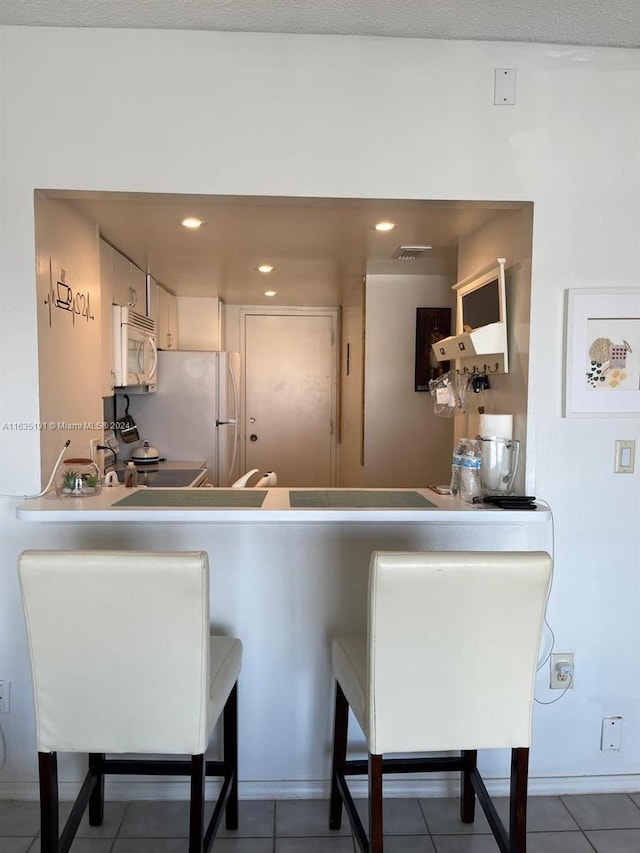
left=428, top=370, right=469, bottom=417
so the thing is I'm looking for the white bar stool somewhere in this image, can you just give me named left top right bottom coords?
left=329, top=550, right=552, bottom=853
left=18, top=549, right=242, bottom=853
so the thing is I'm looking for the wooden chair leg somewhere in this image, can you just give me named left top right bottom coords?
left=189, top=753, right=206, bottom=853
left=369, top=753, right=383, bottom=853
left=224, top=682, right=239, bottom=830
left=38, top=751, right=59, bottom=853
left=88, top=753, right=105, bottom=826
left=329, top=682, right=349, bottom=830
left=509, top=747, right=529, bottom=853
left=460, top=749, right=477, bottom=823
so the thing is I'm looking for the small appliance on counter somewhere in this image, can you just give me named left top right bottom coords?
left=111, top=460, right=208, bottom=488
left=130, top=439, right=161, bottom=465
left=478, top=437, right=520, bottom=494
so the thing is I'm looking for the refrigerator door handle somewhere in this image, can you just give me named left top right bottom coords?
left=227, top=361, right=240, bottom=483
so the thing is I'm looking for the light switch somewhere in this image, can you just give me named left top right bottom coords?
left=614, top=440, right=635, bottom=473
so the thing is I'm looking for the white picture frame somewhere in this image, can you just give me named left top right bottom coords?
left=564, top=288, right=640, bottom=417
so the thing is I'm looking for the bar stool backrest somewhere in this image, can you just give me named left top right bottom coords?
left=366, top=550, right=552, bottom=754
left=19, top=550, right=211, bottom=755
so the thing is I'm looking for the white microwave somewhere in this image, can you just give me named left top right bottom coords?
left=113, top=306, right=158, bottom=390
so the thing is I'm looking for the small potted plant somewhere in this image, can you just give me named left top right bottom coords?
left=55, top=458, right=102, bottom=497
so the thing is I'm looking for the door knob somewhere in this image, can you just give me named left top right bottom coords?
left=250, top=434, right=258, bottom=442
left=249, top=417, right=256, bottom=423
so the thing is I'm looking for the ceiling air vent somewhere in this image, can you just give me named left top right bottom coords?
left=391, top=245, right=432, bottom=260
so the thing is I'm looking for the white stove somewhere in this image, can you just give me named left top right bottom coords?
left=112, top=461, right=208, bottom=488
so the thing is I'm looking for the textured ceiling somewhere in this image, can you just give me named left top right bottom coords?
left=1, top=0, right=640, bottom=49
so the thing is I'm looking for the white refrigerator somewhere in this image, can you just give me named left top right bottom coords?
left=131, top=350, right=240, bottom=486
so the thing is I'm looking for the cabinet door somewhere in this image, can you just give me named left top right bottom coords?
left=146, top=274, right=157, bottom=323
left=99, top=240, right=115, bottom=395
left=167, top=292, right=178, bottom=350
left=130, top=264, right=146, bottom=313
left=112, top=249, right=131, bottom=307
left=156, top=284, right=169, bottom=349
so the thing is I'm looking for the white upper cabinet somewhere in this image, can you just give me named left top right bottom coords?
left=167, top=292, right=178, bottom=350
left=146, top=274, right=157, bottom=323
left=111, top=247, right=130, bottom=307
left=156, top=283, right=178, bottom=350
left=111, top=246, right=147, bottom=314
left=130, top=263, right=147, bottom=314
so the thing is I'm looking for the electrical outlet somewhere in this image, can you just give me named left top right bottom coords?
left=550, top=653, right=574, bottom=689
left=601, top=716, right=623, bottom=750
left=89, top=439, right=100, bottom=462
left=0, top=679, right=11, bottom=713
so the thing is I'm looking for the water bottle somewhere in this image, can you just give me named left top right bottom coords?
left=450, top=440, right=463, bottom=496
left=450, top=438, right=482, bottom=503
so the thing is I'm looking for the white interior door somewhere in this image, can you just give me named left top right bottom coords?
left=243, top=312, right=336, bottom=486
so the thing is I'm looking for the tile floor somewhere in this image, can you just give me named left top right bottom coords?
left=1, top=793, right=640, bottom=852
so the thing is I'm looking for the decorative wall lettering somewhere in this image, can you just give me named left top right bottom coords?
left=44, top=258, right=95, bottom=328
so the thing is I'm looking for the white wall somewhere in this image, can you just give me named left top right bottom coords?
left=176, top=296, right=221, bottom=350
left=364, top=274, right=455, bottom=487
left=1, top=27, right=639, bottom=796
left=34, top=193, right=104, bottom=474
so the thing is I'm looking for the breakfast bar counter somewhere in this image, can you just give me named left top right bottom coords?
left=16, top=485, right=551, bottom=527
left=14, top=486, right=552, bottom=799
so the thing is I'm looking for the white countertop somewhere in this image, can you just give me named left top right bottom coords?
left=16, top=486, right=551, bottom=524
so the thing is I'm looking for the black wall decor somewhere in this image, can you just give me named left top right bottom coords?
left=415, top=307, right=451, bottom=391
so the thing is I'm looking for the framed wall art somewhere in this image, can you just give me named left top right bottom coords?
left=564, top=288, right=640, bottom=417
left=415, top=307, right=451, bottom=391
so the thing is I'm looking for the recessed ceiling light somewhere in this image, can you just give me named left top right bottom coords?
left=264, top=290, right=277, bottom=297
left=256, top=265, right=275, bottom=273
left=179, top=217, right=205, bottom=229
left=373, top=221, right=396, bottom=232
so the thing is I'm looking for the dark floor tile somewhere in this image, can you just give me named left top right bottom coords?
left=276, top=838, right=354, bottom=853
left=57, top=800, right=128, bottom=838
left=117, top=800, right=191, bottom=837
left=586, top=828, right=640, bottom=853
left=354, top=799, right=428, bottom=835
left=419, top=798, right=491, bottom=835
left=217, top=800, right=274, bottom=838
left=113, top=840, right=188, bottom=853
left=381, top=837, right=436, bottom=852
left=276, top=799, right=350, bottom=837
left=432, top=835, right=499, bottom=852
left=494, top=795, right=578, bottom=831
left=212, top=840, right=274, bottom=853
left=0, top=801, right=41, bottom=836
left=0, top=839, right=34, bottom=853
left=561, top=795, right=640, bottom=830
left=68, top=840, right=114, bottom=853
left=525, top=831, right=595, bottom=853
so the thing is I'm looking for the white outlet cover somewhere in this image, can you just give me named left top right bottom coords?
left=601, top=716, right=623, bottom=750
